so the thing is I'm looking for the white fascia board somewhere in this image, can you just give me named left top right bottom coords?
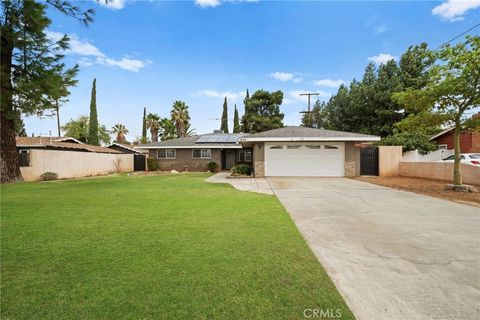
left=240, top=137, right=381, bottom=142
left=135, top=145, right=243, bottom=149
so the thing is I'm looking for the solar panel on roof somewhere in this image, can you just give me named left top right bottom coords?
left=226, top=135, right=238, bottom=143
left=217, top=136, right=229, bottom=143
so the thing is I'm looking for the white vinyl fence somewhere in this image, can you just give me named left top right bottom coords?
left=402, top=149, right=454, bottom=162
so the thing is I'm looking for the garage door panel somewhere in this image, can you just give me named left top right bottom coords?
left=265, top=142, right=344, bottom=177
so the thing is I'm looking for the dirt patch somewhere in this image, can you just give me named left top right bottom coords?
left=356, top=176, right=480, bottom=208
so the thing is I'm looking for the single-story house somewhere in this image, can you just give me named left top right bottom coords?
left=136, top=131, right=248, bottom=171
left=430, top=128, right=480, bottom=153
left=137, top=126, right=380, bottom=177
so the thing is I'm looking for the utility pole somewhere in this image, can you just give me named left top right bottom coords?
left=299, top=93, right=319, bottom=127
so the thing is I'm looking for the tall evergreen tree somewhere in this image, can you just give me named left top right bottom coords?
left=233, top=104, right=240, bottom=133
left=220, top=96, right=229, bottom=133
left=141, top=107, right=147, bottom=143
left=241, top=89, right=250, bottom=132
left=242, top=89, right=284, bottom=133
left=87, top=78, right=99, bottom=145
left=1, top=0, right=92, bottom=183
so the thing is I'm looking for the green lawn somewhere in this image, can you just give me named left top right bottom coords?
left=1, top=173, right=353, bottom=319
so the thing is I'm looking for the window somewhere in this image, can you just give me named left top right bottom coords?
left=193, top=149, right=211, bottom=159
left=287, top=145, right=301, bottom=149
left=324, top=145, right=339, bottom=149
left=269, top=145, right=283, bottom=149
left=239, top=149, right=252, bottom=162
left=18, top=150, right=30, bottom=167
left=306, top=145, right=321, bottom=149
left=437, top=144, right=448, bottom=151
left=158, top=149, right=176, bottom=159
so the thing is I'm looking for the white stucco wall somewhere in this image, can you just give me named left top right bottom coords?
left=20, top=149, right=134, bottom=181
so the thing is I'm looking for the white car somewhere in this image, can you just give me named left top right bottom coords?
left=438, top=153, right=480, bottom=166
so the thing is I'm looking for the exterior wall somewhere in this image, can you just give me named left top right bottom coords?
left=20, top=149, right=133, bottom=181
left=400, top=162, right=480, bottom=186
left=378, top=146, right=403, bottom=177
left=148, top=148, right=221, bottom=172
left=345, top=142, right=360, bottom=177
left=252, top=142, right=265, bottom=177
left=434, top=132, right=479, bottom=153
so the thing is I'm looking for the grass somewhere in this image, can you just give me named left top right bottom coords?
left=1, top=173, right=353, bottom=319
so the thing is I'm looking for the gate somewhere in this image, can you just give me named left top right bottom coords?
left=133, top=154, right=146, bottom=171
left=360, top=147, right=379, bottom=176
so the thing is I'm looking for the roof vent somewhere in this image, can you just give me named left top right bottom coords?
left=213, top=130, right=224, bottom=134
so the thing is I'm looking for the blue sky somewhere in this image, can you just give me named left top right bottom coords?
left=26, top=0, right=480, bottom=142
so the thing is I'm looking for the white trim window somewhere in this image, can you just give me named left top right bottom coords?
left=192, top=149, right=211, bottom=159
left=158, top=149, right=176, bottom=159
left=239, top=149, right=252, bottom=162
left=437, top=144, right=448, bottom=151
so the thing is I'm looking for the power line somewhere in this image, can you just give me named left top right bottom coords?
left=436, top=22, right=480, bottom=49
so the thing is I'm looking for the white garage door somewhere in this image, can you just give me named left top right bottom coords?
left=264, top=142, right=344, bottom=177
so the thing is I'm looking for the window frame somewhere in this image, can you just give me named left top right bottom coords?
left=192, top=149, right=211, bottom=159
left=157, top=149, right=176, bottom=159
left=239, top=148, right=252, bottom=163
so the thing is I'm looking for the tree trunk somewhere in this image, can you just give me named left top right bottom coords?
left=1, top=22, right=23, bottom=184
left=453, top=118, right=462, bottom=186
left=56, top=99, right=61, bottom=137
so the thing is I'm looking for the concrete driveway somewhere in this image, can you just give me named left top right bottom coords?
left=267, top=177, right=480, bottom=320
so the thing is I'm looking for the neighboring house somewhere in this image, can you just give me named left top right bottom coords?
left=136, top=132, right=248, bottom=171
left=137, top=126, right=380, bottom=177
left=16, top=136, right=134, bottom=181
left=430, top=128, right=480, bottom=153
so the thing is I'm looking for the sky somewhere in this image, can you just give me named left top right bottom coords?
left=25, top=0, right=480, bottom=142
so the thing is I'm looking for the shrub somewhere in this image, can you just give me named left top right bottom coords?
left=231, top=164, right=253, bottom=176
left=40, top=172, right=58, bottom=181
left=147, top=158, right=159, bottom=171
left=207, top=161, right=218, bottom=172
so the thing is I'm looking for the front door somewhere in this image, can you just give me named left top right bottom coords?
left=225, top=150, right=236, bottom=170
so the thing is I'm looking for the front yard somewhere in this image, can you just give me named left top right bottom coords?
left=1, top=173, right=353, bottom=319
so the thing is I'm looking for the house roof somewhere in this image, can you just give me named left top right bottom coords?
left=15, top=136, right=84, bottom=146
left=16, top=137, right=121, bottom=154
left=136, top=134, right=246, bottom=149
left=240, top=126, right=380, bottom=142
left=430, top=128, right=453, bottom=140
left=107, top=142, right=148, bottom=154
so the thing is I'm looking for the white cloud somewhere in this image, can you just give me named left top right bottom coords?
left=46, top=30, right=150, bottom=72
left=195, top=0, right=222, bottom=8
left=96, top=57, right=150, bottom=72
left=269, top=72, right=303, bottom=83
left=312, top=79, right=345, bottom=88
left=373, top=24, right=389, bottom=34
left=98, top=0, right=125, bottom=10
left=197, top=90, right=245, bottom=102
left=432, top=0, right=480, bottom=21
left=368, top=53, right=397, bottom=64
left=269, top=72, right=294, bottom=81
left=195, top=0, right=258, bottom=8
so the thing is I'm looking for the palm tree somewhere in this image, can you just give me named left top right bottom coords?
left=111, top=124, right=129, bottom=143
left=145, top=113, right=162, bottom=142
left=160, top=118, right=177, bottom=141
left=185, top=123, right=196, bottom=137
left=170, top=101, right=190, bottom=137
